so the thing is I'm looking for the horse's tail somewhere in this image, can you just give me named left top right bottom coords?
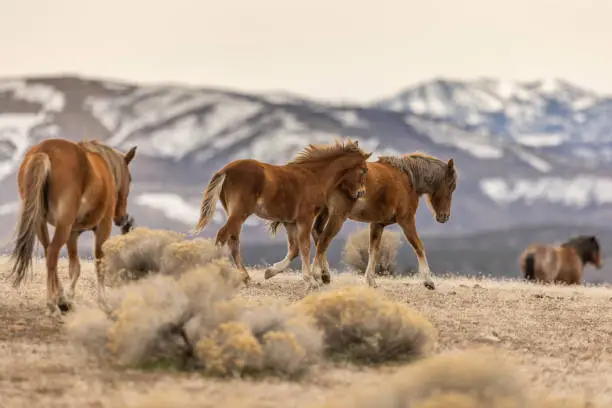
left=192, top=171, right=226, bottom=234
left=265, top=220, right=283, bottom=237
left=523, top=252, right=536, bottom=281
left=9, top=153, right=50, bottom=288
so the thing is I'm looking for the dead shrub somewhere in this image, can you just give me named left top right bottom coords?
left=318, top=348, right=598, bottom=408
left=296, top=285, right=436, bottom=363
left=66, top=259, right=323, bottom=378
left=342, top=228, right=400, bottom=276
left=101, top=227, right=185, bottom=284
left=160, top=238, right=229, bottom=277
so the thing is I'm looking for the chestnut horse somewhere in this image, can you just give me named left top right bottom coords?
left=266, top=152, right=457, bottom=289
left=8, top=138, right=137, bottom=315
left=191, top=138, right=371, bottom=288
left=519, top=235, right=602, bottom=284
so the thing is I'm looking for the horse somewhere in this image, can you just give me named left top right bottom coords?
left=191, top=138, right=372, bottom=288
left=8, top=138, right=137, bottom=316
left=519, top=235, right=602, bottom=284
left=265, top=152, right=457, bottom=290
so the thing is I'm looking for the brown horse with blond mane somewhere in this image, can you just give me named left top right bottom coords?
left=8, top=138, right=137, bottom=315
left=192, top=138, right=371, bottom=288
left=519, top=235, right=602, bottom=284
left=266, top=152, right=457, bottom=290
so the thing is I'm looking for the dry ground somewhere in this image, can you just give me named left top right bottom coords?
left=0, top=255, right=611, bottom=407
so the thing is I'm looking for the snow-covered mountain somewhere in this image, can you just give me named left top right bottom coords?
left=374, top=77, right=612, bottom=163
left=1, top=75, right=612, bottom=250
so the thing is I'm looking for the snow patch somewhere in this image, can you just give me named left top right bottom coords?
left=134, top=193, right=261, bottom=227
left=331, top=110, right=369, bottom=128
left=0, top=80, right=65, bottom=111
left=405, top=116, right=504, bottom=159
left=511, top=148, right=552, bottom=173
left=480, top=177, right=612, bottom=208
left=515, top=133, right=565, bottom=147
left=0, top=113, right=47, bottom=181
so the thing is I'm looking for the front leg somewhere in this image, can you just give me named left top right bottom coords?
left=398, top=216, right=435, bottom=290
left=364, top=223, right=385, bottom=288
left=313, top=212, right=347, bottom=284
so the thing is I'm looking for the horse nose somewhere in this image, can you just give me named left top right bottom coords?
left=356, top=190, right=365, bottom=198
left=437, top=214, right=449, bottom=223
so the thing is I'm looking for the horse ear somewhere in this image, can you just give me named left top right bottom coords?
left=124, top=146, right=137, bottom=165
left=364, top=152, right=372, bottom=159
left=447, top=158, right=455, bottom=172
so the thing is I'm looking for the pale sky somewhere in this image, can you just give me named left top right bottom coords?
left=2, top=0, right=612, bottom=102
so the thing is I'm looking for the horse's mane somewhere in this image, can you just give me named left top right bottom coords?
left=377, top=151, right=456, bottom=194
left=78, top=140, right=127, bottom=189
left=288, top=138, right=366, bottom=165
left=561, top=235, right=600, bottom=263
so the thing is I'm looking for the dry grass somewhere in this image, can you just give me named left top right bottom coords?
left=67, top=234, right=324, bottom=379
left=297, top=285, right=436, bottom=363
left=342, top=228, right=401, bottom=276
left=0, top=253, right=610, bottom=407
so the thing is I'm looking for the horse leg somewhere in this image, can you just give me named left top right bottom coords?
left=363, top=223, right=385, bottom=288
left=311, top=208, right=329, bottom=245
left=65, top=231, right=82, bottom=300
left=313, top=213, right=346, bottom=285
left=297, top=218, right=318, bottom=289
left=398, top=217, right=435, bottom=290
left=36, top=223, right=50, bottom=256
left=93, top=218, right=113, bottom=307
left=264, top=222, right=299, bottom=280
left=46, top=222, right=73, bottom=315
left=215, top=214, right=251, bottom=285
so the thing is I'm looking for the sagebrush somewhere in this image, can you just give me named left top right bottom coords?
left=101, top=226, right=229, bottom=284
left=296, top=285, right=436, bottom=363
left=68, top=229, right=324, bottom=378
left=319, top=348, right=596, bottom=408
left=342, top=228, right=401, bottom=276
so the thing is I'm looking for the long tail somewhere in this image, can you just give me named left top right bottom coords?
left=265, top=220, right=283, bottom=237
left=523, top=253, right=536, bottom=281
left=9, top=153, right=50, bottom=288
left=192, top=171, right=226, bottom=234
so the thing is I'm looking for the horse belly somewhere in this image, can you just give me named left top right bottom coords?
left=253, top=197, right=295, bottom=222
left=75, top=195, right=104, bottom=229
left=348, top=199, right=390, bottom=223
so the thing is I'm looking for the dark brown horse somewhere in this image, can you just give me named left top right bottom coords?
left=519, top=235, right=602, bottom=284
left=191, top=138, right=371, bottom=288
left=8, top=138, right=137, bottom=315
left=266, top=152, right=457, bottom=289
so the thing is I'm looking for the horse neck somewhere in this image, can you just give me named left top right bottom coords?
left=405, top=159, right=444, bottom=196
left=297, top=155, right=361, bottom=191
left=563, top=242, right=590, bottom=265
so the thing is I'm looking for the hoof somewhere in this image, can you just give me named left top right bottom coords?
left=58, top=300, right=73, bottom=313
left=424, top=280, right=436, bottom=290
left=321, top=274, right=331, bottom=285
left=264, top=269, right=276, bottom=280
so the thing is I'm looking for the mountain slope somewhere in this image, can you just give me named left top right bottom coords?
left=1, top=75, right=612, bottom=251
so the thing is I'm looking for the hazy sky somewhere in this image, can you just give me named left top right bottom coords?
left=2, top=0, right=612, bottom=102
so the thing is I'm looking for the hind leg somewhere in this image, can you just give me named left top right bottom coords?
left=215, top=214, right=251, bottom=284
left=36, top=223, right=50, bottom=256
left=65, top=231, right=82, bottom=300
left=265, top=223, right=299, bottom=280
left=363, top=223, right=385, bottom=288
left=46, top=222, right=73, bottom=315
left=93, top=217, right=113, bottom=307
left=297, top=218, right=318, bottom=289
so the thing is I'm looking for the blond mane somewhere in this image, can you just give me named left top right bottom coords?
left=378, top=151, right=456, bottom=195
left=288, top=137, right=367, bottom=165
left=78, top=140, right=127, bottom=190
